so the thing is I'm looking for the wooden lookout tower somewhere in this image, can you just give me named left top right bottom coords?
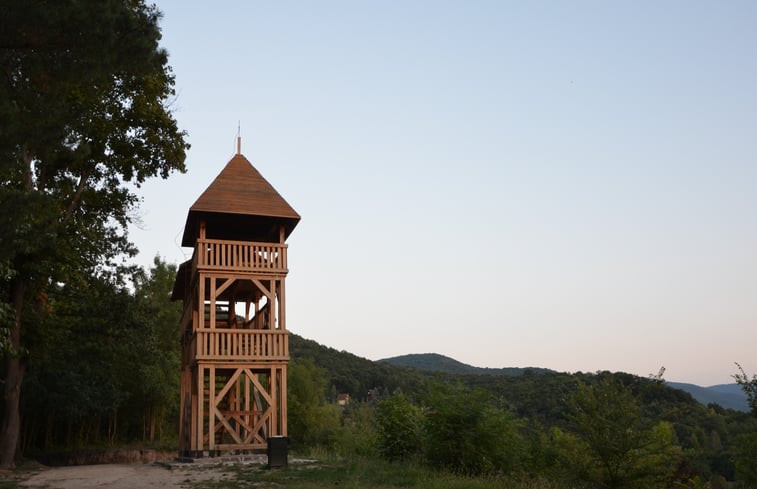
left=172, top=141, right=299, bottom=457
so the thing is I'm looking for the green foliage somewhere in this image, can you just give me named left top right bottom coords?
left=128, top=258, right=182, bottom=441
left=290, top=337, right=754, bottom=484
left=290, top=334, right=430, bottom=401
left=734, top=432, right=757, bottom=487
left=22, top=273, right=138, bottom=448
left=193, top=457, right=576, bottom=489
left=287, top=358, right=341, bottom=450
left=332, top=402, right=378, bottom=458
left=375, top=392, right=423, bottom=461
left=0, top=0, right=188, bottom=282
left=19, top=258, right=181, bottom=450
left=381, top=353, right=552, bottom=376
left=423, top=382, right=524, bottom=475
left=733, top=363, right=757, bottom=417
left=563, top=375, right=680, bottom=488
left=0, top=0, right=188, bottom=466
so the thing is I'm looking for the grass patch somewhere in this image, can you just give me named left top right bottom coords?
left=191, top=457, right=568, bottom=489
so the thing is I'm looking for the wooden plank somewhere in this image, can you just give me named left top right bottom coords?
left=248, top=409, right=271, bottom=444
left=216, top=443, right=266, bottom=450
left=209, top=365, right=215, bottom=451
left=214, top=368, right=243, bottom=405
left=244, top=369, right=273, bottom=406
left=270, top=366, right=277, bottom=435
left=250, top=278, right=272, bottom=301
left=196, top=365, right=204, bottom=451
left=213, top=278, right=234, bottom=298
left=213, top=406, right=243, bottom=444
left=194, top=239, right=289, bottom=273
left=209, top=277, right=216, bottom=329
left=269, top=279, right=276, bottom=330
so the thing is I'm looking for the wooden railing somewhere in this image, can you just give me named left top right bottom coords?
left=196, top=239, right=287, bottom=273
left=195, top=329, right=289, bottom=361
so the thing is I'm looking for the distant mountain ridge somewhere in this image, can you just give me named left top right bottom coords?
left=668, top=382, right=748, bottom=412
left=378, top=353, right=553, bottom=376
left=379, top=352, right=749, bottom=412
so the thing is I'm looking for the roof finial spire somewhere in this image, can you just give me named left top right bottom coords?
left=236, top=121, right=241, bottom=155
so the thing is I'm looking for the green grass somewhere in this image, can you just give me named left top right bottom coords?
left=191, top=457, right=570, bottom=489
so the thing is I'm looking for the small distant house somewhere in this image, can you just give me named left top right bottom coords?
left=336, top=394, right=351, bottom=406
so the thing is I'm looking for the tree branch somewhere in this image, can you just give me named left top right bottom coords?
left=62, top=169, right=91, bottom=224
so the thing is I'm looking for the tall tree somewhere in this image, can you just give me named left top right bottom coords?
left=565, top=375, right=680, bottom=488
left=0, top=0, right=188, bottom=467
left=129, top=257, right=182, bottom=442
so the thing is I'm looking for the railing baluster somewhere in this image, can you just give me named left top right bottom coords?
left=198, top=330, right=288, bottom=360
left=195, top=239, right=287, bottom=271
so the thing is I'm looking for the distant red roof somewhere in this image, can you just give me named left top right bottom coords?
left=180, top=154, right=300, bottom=246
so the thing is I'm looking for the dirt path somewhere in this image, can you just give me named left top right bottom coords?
left=17, top=463, right=232, bottom=489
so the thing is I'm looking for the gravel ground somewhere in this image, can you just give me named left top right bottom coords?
left=14, top=455, right=277, bottom=489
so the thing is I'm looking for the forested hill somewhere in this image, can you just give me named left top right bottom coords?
left=382, top=353, right=748, bottom=412
left=668, top=382, right=749, bottom=412
left=379, top=353, right=554, bottom=376
left=289, top=333, right=435, bottom=400
left=291, top=334, right=748, bottom=413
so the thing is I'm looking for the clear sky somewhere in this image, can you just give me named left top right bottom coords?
left=131, top=1, right=757, bottom=386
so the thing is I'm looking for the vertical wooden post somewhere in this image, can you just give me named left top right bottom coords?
left=269, top=367, right=277, bottom=436
left=196, top=365, right=204, bottom=452
left=245, top=372, right=250, bottom=443
left=268, top=279, right=276, bottom=330
left=179, top=368, right=189, bottom=452
left=279, top=278, right=286, bottom=331
left=235, top=375, right=241, bottom=439
left=198, top=275, right=205, bottom=329
left=191, top=369, right=198, bottom=451
left=209, top=276, right=216, bottom=329
left=209, top=365, right=215, bottom=452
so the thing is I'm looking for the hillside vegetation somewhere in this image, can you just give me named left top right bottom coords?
left=3, top=264, right=756, bottom=487
left=378, top=352, right=553, bottom=376
left=290, top=333, right=757, bottom=487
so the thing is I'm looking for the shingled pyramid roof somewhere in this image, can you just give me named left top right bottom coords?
left=180, top=153, right=300, bottom=246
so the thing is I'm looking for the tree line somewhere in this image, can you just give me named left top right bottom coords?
left=287, top=345, right=757, bottom=488
left=0, top=0, right=188, bottom=468
left=16, top=259, right=180, bottom=454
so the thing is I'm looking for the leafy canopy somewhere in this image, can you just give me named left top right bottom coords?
left=0, top=0, right=188, bottom=286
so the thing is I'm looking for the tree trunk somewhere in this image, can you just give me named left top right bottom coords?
left=149, top=407, right=156, bottom=442
left=0, top=277, right=26, bottom=468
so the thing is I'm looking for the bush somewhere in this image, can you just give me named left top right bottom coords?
left=423, top=382, right=524, bottom=475
left=375, top=393, right=423, bottom=461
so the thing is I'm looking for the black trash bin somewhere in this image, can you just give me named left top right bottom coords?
left=267, top=436, right=289, bottom=468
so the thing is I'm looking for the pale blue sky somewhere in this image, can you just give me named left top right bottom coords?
left=131, top=1, right=757, bottom=386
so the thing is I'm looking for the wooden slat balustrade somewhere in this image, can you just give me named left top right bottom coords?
left=196, top=239, right=287, bottom=272
left=195, top=329, right=289, bottom=361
